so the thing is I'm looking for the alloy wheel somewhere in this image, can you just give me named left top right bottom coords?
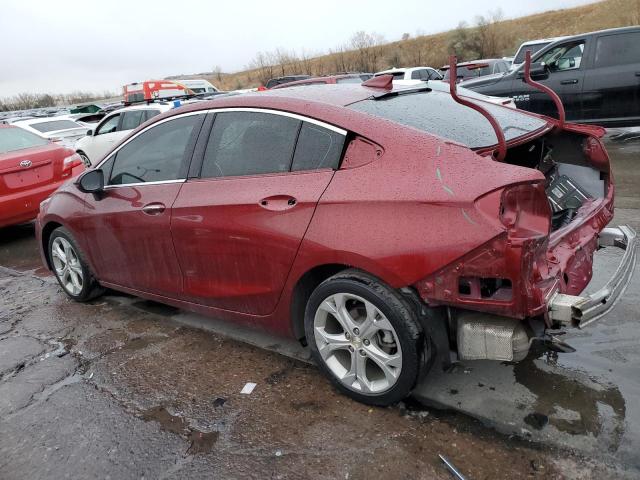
left=51, top=237, right=84, bottom=296
left=313, top=293, right=403, bottom=394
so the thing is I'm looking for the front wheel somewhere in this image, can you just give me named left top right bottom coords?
left=304, top=270, right=429, bottom=406
left=49, top=227, right=104, bottom=302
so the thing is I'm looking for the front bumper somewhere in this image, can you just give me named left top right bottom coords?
left=548, top=225, right=637, bottom=328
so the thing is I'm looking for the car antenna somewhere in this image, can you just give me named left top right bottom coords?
left=448, top=55, right=507, bottom=162
left=523, top=50, right=566, bottom=129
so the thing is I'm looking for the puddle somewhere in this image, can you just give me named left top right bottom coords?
left=141, top=406, right=219, bottom=454
left=513, top=350, right=626, bottom=448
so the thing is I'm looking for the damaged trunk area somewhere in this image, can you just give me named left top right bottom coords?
left=503, top=130, right=609, bottom=232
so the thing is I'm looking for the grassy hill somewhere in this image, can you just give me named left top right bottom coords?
left=198, top=0, right=639, bottom=90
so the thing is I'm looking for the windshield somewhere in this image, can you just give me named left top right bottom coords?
left=29, top=120, right=83, bottom=133
left=514, top=42, right=551, bottom=64
left=0, top=128, right=49, bottom=154
left=348, top=91, right=548, bottom=149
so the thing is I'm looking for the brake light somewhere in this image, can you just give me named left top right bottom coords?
left=63, top=152, right=83, bottom=171
left=499, top=183, right=551, bottom=237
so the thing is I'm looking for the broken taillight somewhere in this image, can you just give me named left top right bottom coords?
left=499, top=183, right=551, bottom=238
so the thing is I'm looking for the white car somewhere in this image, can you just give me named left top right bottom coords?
left=374, top=66, right=443, bottom=85
left=74, top=104, right=172, bottom=166
left=13, top=117, right=88, bottom=149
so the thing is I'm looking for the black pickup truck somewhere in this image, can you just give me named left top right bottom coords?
left=461, top=27, right=640, bottom=127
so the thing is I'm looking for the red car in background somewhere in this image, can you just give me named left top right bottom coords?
left=36, top=75, right=635, bottom=406
left=0, top=125, right=84, bottom=228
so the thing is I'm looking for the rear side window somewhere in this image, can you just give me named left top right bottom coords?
left=0, top=128, right=48, bottom=154
left=595, top=32, right=640, bottom=68
left=291, top=123, right=345, bottom=171
left=201, top=112, right=300, bottom=178
left=109, top=115, right=200, bottom=185
left=121, top=111, right=145, bottom=130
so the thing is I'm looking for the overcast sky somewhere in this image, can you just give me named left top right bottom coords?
left=0, top=0, right=597, bottom=97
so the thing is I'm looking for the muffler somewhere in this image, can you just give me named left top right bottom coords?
left=456, top=311, right=530, bottom=362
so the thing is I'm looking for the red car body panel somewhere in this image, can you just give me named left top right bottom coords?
left=36, top=85, right=615, bottom=338
left=1, top=126, right=84, bottom=228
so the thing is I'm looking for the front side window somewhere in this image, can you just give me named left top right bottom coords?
left=109, top=114, right=200, bottom=185
left=95, top=114, right=121, bottom=135
left=595, top=32, right=640, bottom=68
left=514, top=42, right=550, bottom=64
left=291, top=123, right=345, bottom=171
left=201, top=111, right=300, bottom=178
left=539, top=41, right=585, bottom=72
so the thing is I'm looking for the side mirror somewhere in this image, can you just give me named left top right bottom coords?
left=518, top=62, right=549, bottom=80
left=86, top=129, right=93, bottom=136
left=77, top=169, right=104, bottom=194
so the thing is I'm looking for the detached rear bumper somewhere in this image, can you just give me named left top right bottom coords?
left=549, top=225, right=637, bottom=328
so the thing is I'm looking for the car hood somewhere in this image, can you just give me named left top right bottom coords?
left=460, top=72, right=508, bottom=89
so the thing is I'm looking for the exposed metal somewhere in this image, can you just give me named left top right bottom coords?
left=549, top=225, right=637, bottom=327
left=523, top=50, right=566, bottom=128
left=438, top=454, right=467, bottom=480
left=448, top=55, right=507, bottom=161
left=456, top=311, right=530, bottom=362
left=313, top=293, right=402, bottom=394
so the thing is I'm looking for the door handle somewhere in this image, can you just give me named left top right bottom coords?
left=141, top=203, right=166, bottom=215
left=560, top=79, right=579, bottom=85
left=258, top=195, right=298, bottom=211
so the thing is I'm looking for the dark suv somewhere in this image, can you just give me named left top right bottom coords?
left=461, top=27, right=640, bottom=127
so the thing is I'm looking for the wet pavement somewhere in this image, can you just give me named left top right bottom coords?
left=0, top=136, right=638, bottom=479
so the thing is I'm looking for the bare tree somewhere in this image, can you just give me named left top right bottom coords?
left=350, top=31, right=386, bottom=72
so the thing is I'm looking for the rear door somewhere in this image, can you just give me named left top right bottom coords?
left=80, top=113, right=205, bottom=296
left=582, top=30, right=640, bottom=126
left=171, top=109, right=347, bottom=315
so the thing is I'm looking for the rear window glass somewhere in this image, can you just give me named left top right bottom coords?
left=29, top=120, right=82, bottom=133
left=291, top=123, right=345, bottom=171
left=348, top=91, right=548, bottom=149
left=0, top=128, right=49, bottom=154
left=595, top=32, right=640, bottom=68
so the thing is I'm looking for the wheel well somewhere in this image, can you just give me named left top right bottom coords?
left=41, top=221, right=63, bottom=269
left=290, top=264, right=350, bottom=345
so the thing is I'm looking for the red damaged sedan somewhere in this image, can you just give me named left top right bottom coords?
left=1, top=125, right=84, bottom=229
left=36, top=72, right=636, bottom=405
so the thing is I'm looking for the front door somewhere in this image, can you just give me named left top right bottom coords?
left=81, top=113, right=204, bottom=296
left=512, top=39, right=586, bottom=121
left=171, top=110, right=347, bottom=315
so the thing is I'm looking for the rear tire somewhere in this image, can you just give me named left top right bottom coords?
left=304, top=269, right=429, bottom=406
left=77, top=151, right=91, bottom=167
left=48, top=227, right=104, bottom=302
